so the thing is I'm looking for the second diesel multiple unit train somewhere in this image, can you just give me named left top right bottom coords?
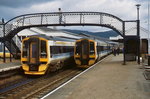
left=21, top=35, right=116, bottom=75
left=74, top=38, right=113, bottom=68
left=21, top=35, right=75, bottom=75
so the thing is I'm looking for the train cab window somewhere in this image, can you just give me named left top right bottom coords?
left=90, top=42, right=95, bottom=55
left=22, top=41, right=28, bottom=58
left=40, top=40, right=47, bottom=58
left=31, top=43, right=37, bottom=58
left=75, top=42, right=81, bottom=55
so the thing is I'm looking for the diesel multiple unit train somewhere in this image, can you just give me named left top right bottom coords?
left=21, top=35, right=75, bottom=75
left=74, top=38, right=113, bottom=68
left=21, top=35, right=115, bottom=75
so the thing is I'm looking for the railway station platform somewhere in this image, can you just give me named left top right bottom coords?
left=0, top=60, right=21, bottom=72
left=43, top=54, right=150, bottom=99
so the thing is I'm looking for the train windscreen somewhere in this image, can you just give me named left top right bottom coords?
left=31, top=43, right=37, bottom=58
left=82, top=40, right=89, bottom=55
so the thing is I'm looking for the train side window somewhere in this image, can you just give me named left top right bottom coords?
left=40, top=40, right=47, bottom=58
left=50, top=46, right=59, bottom=57
left=22, top=41, right=28, bottom=58
left=101, top=46, right=104, bottom=51
left=75, top=42, right=81, bottom=55
left=90, top=42, right=95, bottom=55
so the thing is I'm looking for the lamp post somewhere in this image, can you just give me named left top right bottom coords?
left=136, top=4, right=141, bottom=20
left=136, top=4, right=141, bottom=64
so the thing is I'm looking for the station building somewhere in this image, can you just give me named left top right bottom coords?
left=110, top=27, right=149, bottom=60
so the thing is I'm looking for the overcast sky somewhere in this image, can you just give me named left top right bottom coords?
left=0, top=0, right=149, bottom=32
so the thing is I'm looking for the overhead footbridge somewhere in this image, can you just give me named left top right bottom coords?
left=0, top=12, right=138, bottom=63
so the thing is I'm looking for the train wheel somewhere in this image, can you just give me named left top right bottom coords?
left=59, top=61, right=64, bottom=69
left=56, top=61, right=62, bottom=70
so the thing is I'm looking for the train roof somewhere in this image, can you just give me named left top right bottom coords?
left=28, top=34, right=76, bottom=42
left=18, top=27, right=118, bottom=44
left=78, top=33, right=117, bottom=44
left=22, top=27, right=82, bottom=39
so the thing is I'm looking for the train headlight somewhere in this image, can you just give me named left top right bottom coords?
left=22, top=64, right=29, bottom=71
left=88, top=60, right=95, bottom=65
left=39, top=64, right=47, bottom=71
left=75, top=60, right=81, bottom=65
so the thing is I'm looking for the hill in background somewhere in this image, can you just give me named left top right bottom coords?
left=62, top=29, right=119, bottom=38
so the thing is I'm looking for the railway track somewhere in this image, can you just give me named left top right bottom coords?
left=0, top=66, right=22, bottom=78
left=0, top=68, right=82, bottom=99
left=0, top=67, right=24, bottom=90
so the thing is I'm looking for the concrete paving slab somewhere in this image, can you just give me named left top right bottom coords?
left=0, top=60, right=21, bottom=72
left=43, top=54, right=150, bottom=99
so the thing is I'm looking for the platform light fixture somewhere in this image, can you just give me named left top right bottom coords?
left=136, top=4, right=141, bottom=20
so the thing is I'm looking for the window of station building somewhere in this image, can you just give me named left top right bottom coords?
left=90, top=42, right=95, bottom=55
left=22, top=41, right=28, bottom=58
left=40, top=40, right=47, bottom=58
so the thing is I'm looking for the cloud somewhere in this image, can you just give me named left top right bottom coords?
left=0, top=0, right=60, bottom=19
left=14, top=1, right=62, bottom=15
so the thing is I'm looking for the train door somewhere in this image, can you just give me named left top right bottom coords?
left=89, top=41, right=96, bottom=65
left=30, top=42, right=38, bottom=64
